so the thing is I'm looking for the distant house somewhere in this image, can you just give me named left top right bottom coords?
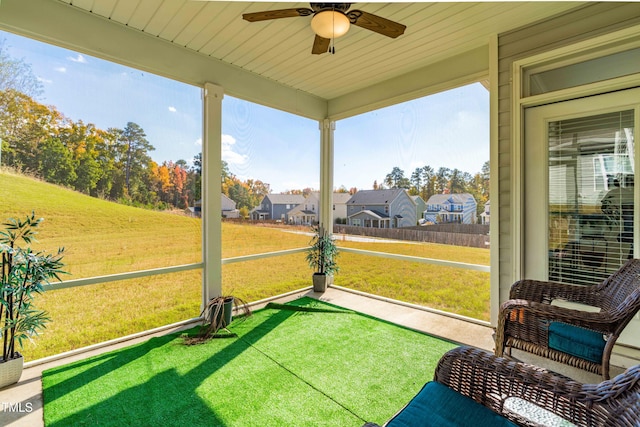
left=480, top=200, right=490, bottom=225
left=288, top=193, right=319, bottom=225
left=185, top=199, right=202, bottom=217
left=221, top=194, right=240, bottom=218
left=332, top=192, right=351, bottom=223
left=424, top=193, right=478, bottom=224
left=187, top=195, right=240, bottom=218
left=411, top=195, right=427, bottom=222
left=286, top=192, right=353, bottom=225
left=250, top=194, right=305, bottom=222
left=346, top=189, right=416, bottom=228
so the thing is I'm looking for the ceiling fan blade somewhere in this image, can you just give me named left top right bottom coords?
left=312, top=35, right=331, bottom=55
left=243, top=8, right=313, bottom=22
left=347, top=10, right=406, bottom=38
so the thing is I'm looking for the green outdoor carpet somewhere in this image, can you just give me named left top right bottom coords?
left=42, top=297, right=458, bottom=427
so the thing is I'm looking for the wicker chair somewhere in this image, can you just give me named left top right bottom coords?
left=495, top=258, right=640, bottom=379
left=363, top=346, right=640, bottom=427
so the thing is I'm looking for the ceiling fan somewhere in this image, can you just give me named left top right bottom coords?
left=242, top=3, right=406, bottom=55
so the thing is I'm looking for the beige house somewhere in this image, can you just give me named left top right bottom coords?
left=2, top=2, right=639, bottom=366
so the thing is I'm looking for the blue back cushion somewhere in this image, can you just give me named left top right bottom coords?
left=385, top=381, right=518, bottom=427
left=548, top=322, right=606, bottom=364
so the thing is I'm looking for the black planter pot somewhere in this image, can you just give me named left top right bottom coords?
left=208, top=297, right=234, bottom=328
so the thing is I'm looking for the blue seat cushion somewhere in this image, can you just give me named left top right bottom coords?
left=548, top=322, right=606, bottom=364
left=385, top=381, right=518, bottom=427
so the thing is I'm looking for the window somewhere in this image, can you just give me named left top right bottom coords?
left=527, top=47, right=640, bottom=97
left=548, top=110, right=634, bottom=285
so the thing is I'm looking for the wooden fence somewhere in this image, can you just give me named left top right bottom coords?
left=333, top=224, right=490, bottom=248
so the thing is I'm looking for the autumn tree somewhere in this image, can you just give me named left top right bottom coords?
left=57, top=120, right=105, bottom=195
left=0, top=90, right=63, bottom=171
left=171, top=162, right=188, bottom=208
left=189, top=152, right=202, bottom=202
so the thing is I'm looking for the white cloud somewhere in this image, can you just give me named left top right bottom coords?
left=68, top=54, right=87, bottom=63
left=193, top=135, right=248, bottom=167
left=54, top=67, right=66, bottom=73
left=168, top=106, right=177, bottom=113
left=222, top=134, right=248, bottom=165
left=37, top=76, right=52, bottom=84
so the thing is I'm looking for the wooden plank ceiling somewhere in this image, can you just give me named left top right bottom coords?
left=57, top=1, right=582, bottom=101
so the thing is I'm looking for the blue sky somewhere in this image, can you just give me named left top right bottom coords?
left=2, top=30, right=489, bottom=194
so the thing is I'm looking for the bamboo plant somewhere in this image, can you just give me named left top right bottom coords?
left=0, top=213, right=65, bottom=362
left=305, top=226, right=339, bottom=275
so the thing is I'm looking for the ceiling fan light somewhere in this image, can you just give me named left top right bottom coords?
left=311, top=10, right=350, bottom=39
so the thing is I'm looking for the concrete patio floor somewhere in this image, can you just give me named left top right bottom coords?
left=0, top=285, right=612, bottom=426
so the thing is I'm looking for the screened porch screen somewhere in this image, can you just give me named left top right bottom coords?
left=548, top=110, right=634, bottom=285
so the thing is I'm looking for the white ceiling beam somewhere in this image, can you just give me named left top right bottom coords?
left=327, top=45, right=490, bottom=120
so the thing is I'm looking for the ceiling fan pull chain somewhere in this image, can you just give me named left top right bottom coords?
left=331, top=7, right=336, bottom=54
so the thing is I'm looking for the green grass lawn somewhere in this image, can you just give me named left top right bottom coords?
left=1, top=171, right=489, bottom=361
left=42, top=298, right=457, bottom=427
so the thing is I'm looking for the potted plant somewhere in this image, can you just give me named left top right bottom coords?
left=184, top=295, right=251, bottom=344
left=0, top=212, right=65, bottom=388
left=305, top=226, right=339, bottom=292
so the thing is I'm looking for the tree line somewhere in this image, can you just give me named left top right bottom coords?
left=0, top=44, right=199, bottom=210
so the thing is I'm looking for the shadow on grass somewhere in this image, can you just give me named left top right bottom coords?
left=44, top=308, right=298, bottom=427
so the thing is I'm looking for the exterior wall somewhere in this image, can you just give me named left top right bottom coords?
left=263, top=198, right=272, bottom=219
left=221, top=194, right=238, bottom=218
left=412, top=197, right=426, bottom=221
left=389, top=193, right=417, bottom=228
left=497, top=4, right=640, bottom=304
left=347, top=203, right=383, bottom=218
left=333, top=203, right=348, bottom=223
left=462, top=197, right=477, bottom=224
left=272, top=203, right=290, bottom=221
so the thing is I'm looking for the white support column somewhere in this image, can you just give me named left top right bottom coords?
left=202, top=83, right=224, bottom=308
left=319, top=119, right=335, bottom=233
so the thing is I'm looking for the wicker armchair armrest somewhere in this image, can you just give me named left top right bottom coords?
left=509, top=279, right=599, bottom=305
left=499, top=299, right=617, bottom=334
left=434, top=346, right=639, bottom=427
